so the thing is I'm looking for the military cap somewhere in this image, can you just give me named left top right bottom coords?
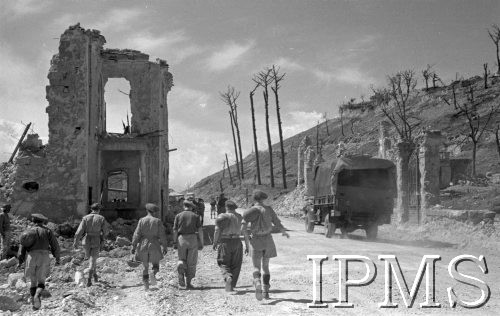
left=90, top=203, right=103, bottom=211
left=31, top=213, right=48, bottom=223
left=225, top=200, right=238, bottom=210
left=243, top=206, right=262, bottom=223
left=183, top=200, right=196, bottom=209
left=1, top=204, right=11, bottom=211
left=145, top=203, right=159, bottom=212
left=252, top=189, right=268, bottom=201
left=215, top=213, right=232, bottom=229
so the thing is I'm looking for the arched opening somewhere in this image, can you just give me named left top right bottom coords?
left=104, top=78, right=131, bottom=133
left=107, top=170, right=128, bottom=202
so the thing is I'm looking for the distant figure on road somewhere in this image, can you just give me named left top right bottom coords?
left=173, top=200, right=204, bottom=289
left=73, top=203, right=110, bottom=287
left=213, top=200, right=245, bottom=293
left=217, top=193, right=228, bottom=215
left=209, top=197, right=217, bottom=219
left=0, top=204, right=12, bottom=260
left=131, top=203, right=168, bottom=290
left=242, top=189, right=289, bottom=301
left=19, top=213, right=60, bottom=311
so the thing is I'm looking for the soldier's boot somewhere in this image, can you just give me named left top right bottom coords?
left=253, top=271, right=263, bottom=301
left=33, top=284, right=44, bottom=310
left=177, top=261, right=186, bottom=290
left=263, top=274, right=271, bottom=300
left=29, top=287, right=36, bottom=309
left=150, top=265, right=159, bottom=286
left=186, top=276, right=194, bottom=289
left=143, top=274, right=150, bottom=291
left=225, top=276, right=233, bottom=292
left=86, top=275, right=92, bottom=287
left=93, top=269, right=99, bottom=283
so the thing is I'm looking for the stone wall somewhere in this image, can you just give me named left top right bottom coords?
left=7, top=24, right=173, bottom=222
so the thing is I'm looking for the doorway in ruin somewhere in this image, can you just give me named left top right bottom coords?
left=100, top=150, right=145, bottom=220
left=104, top=78, right=131, bottom=134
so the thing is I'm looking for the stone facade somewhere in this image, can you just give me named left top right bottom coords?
left=303, top=146, right=316, bottom=196
left=419, top=131, right=443, bottom=221
left=296, top=135, right=311, bottom=185
left=8, top=24, right=173, bottom=222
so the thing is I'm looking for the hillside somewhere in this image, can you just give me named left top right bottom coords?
left=189, top=74, right=500, bottom=206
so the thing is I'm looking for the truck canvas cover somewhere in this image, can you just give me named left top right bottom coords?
left=312, top=155, right=396, bottom=197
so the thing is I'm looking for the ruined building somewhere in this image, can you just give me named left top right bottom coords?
left=5, top=24, right=173, bottom=222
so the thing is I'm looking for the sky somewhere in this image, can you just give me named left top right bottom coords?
left=0, top=0, right=499, bottom=190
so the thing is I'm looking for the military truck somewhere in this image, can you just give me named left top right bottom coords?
left=303, top=155, right=396, bottom=240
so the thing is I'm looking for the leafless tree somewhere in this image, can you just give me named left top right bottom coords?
left=444, top=86, right=500, bottom=177
left=422, top=64, right=433, bottom=91
left=315, top=120, right=320, bottom=153
left=375, top=70, right=420, bottom=223
left=271, top=65, right=287, bottom=189
left=488, top=24, right=500, bottom=75
left=339, top=106, right=345, bottom=137
left=224, top=154, right=233, bottom=186
left=253, top=68, right=275, bottom=187
left=249, top=84, right=261, bottom=185
left=493, top=124, right=500, bottom=162
left=220, top=86, right=244, bottom=179
left=228, top=110, right=241, bottom=181
left=322, top=112, right=329, bottom=136
left=484, top=63, right=489, bottom=89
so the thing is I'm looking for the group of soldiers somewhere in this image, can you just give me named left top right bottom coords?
left=0, top=188, right=289, bottom=310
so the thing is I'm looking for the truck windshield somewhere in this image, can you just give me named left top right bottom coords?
left=337, top=169, right=390, bottom=189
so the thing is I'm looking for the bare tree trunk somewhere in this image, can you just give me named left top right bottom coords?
left=495, top=126, right=500, bottom=162
left=340, top=108, right=345, bottom=137
left=250, top=89, right=262, bottom=185
left=484, top=63, right=489, bottom=89
left=234, top=115, right=244, bottom=179
left=263, top=90, right=274, bottom=187
left=316, top=121, right=319, bottom=153
left=229, top=111, right=241, bottom=181
left=271, top=66, right=287, bottom=189
left=472, top=141, right=477, bottom=178
left=225, top=153, right=233, bottom=185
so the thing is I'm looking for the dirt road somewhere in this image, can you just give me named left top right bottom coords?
left=151, top=214, right=499, bottom=316
left=67, top=213, right=499, bottom=316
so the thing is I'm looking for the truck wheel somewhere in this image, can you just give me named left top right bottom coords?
left=365, top=225, right=378, bottom=240
left=305, top=216, right=315, bottom=233
left=324, top=214, right=334, bottom=238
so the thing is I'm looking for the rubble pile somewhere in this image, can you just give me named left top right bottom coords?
left=0, top=162, right=16, bottom=202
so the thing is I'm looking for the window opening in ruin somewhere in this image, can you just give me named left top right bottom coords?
left=22, top=181, right=39, bottom=192
left=104, top=78, right=131, bottom=134
left=107, top=170, right=128, bottom=202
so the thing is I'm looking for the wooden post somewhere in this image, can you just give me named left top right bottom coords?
left=225, top=153, right=233, bottom=185
left=8, top=122, right=31, bottom=163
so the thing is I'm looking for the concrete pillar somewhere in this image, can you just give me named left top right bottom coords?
left=378, top=121, right=392, bottom=159
left=395, top=141, right=415, bottom=223
left=297, top=136, right=311, bottom=185
left=304, top=146, right=316, bottom=196
left=419, top=131, right=443, bottom=221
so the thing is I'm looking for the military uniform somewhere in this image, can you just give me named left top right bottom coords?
left=19, top=213, right=60, bottom=310
left=173, top=200, right=203, bottom=289
left=213, top=200, right=243, bottom=292
left=0, top=204, right=12, bottom=260
left=132, top=204, right=168, bottom=289
left=242, top=190, right=289, bottom=300
left=74, top=204, right=110, bottom=286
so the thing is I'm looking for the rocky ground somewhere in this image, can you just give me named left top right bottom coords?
left=0, top=189, right=499, bottom=315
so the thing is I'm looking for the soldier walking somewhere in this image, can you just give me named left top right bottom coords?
left=173, top=200, right=204, bottom=289
left=242, top=190, right=289, bottom=300
left=18, top=213, right=60, bottom=310
left=217, top=193, right=227, bottom=215
left=213, top=200, right=246, bottom=293
left=0, top=204, right=12, bottom=260
left=73, top=203, right=110, bottom=287
left=131, top=203, right=168, bottom=290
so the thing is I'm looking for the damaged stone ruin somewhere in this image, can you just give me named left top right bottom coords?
left=0, top=24, right=173, bottom=222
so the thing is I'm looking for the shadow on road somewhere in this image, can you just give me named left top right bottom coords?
left=265, top=297, right=338, bottom=306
